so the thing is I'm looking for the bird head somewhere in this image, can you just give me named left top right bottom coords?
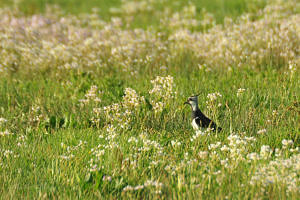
left=184, top=94, right=199, bottom=109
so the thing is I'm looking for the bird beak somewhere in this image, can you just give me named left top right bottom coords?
left=184, top=101, right=189, bottom=105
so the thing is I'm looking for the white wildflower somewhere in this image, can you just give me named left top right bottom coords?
left=257, top=129, right=267, bottom=135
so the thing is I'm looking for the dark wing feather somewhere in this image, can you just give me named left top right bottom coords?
left=194, top=110, right=222, bottom=132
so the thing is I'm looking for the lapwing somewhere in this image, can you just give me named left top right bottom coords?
left=184, top=95, right=222, bottom=132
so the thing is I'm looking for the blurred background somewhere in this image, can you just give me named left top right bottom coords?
left=0, top=0, right=266, bottom=26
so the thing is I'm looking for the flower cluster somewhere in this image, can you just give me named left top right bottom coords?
left=257, top=129, right=267, bottom=135
left=1, top=149, right=15, bottom=158
left=207, top=92, right=222, bottom=102
left=149, top=75, right=175, bottom=114
left=237, top=88, right=246, bottom=97
left=123, top=179, right=163, bottom=194
left=206, top=92, right=222, bottom=113
left=0, top=130, right=14, bottom=136
left=169, top=0, right=299, bottom=69
left=28, top=105, right=46, bottom=126
left=0, top=117, right=7, bottom=124
left=88, top=124, right=120, bottom=172
left=123, top=87, right=145, bottom=109
left=190, top=132, right=300, bottom=194
left=149, top=75, right=175, bottom=100
left=93, top=87, right=145, bottom=129
left=16, top=135, right=27, bottom=147
left=251, top=153, right=300, bottom=193
left=60, top=140, right=87, bottom=161
left=222, top=134, right=256, bottom=165
left=0, top=0, right=298, bottom=77
left=79, top=85, right=102, bottom=105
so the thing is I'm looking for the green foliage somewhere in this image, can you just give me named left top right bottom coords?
left=0, top=0, right=264, bottom=24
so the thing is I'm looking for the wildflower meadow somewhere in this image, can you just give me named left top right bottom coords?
left=0, top=0, right=299, bottom=199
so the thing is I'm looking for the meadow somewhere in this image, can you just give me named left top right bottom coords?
left=0, top=0, right=299, bottom=199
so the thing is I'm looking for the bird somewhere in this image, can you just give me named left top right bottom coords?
left=184, top=94, right=222, bottom=132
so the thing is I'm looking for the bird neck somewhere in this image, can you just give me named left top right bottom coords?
left=191, top=103, right=199, bottom=112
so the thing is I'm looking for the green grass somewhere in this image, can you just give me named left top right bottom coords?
left=0, top=66, right=299, bottom=199
left=0, top=0, right=266, bottom=24
left=0, top=0, right=120, bottom=16
left=0, top=0, right=299, bottom=199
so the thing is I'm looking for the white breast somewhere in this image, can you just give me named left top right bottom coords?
left=191, top=118, right=199, bottom=130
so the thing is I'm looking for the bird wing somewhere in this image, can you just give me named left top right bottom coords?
left=196, top=113, right=219, bottom=130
